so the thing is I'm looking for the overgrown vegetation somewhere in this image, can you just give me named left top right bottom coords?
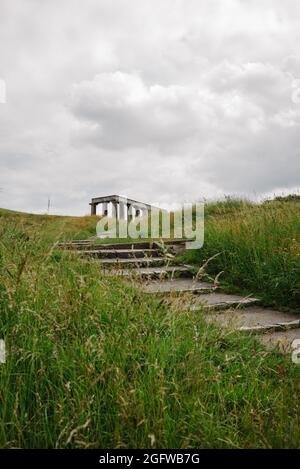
left=0, top=206, right=300, bottom=448
left=183, top=198, right=300, bottom=310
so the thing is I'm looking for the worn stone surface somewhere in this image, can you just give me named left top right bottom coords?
left=141, top=278, right=216, bottom=294
left=81, top=248, right=161, bottom=259
left=103, top=265, right=191, bottom=278
left=59, top=239, right=191, bottom=251
left=205, top=307, right=300, bottom=332
left=259, top=328, right=300, bottom=352
left=95, top=257, right=173, bottom=267
left=188, top=293, right=259, bottom=311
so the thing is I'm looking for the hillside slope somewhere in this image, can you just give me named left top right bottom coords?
left=1, top=203, right=300, bottom=448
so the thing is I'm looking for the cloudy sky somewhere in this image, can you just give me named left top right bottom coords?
left=1, top=0, right=300, bottom=214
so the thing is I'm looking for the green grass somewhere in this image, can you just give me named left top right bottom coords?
left=1, top=207, right=300, bottom=448
left=182, top=199, right=300, bottom=310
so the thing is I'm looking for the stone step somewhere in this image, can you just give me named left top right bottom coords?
left=141, top=278, right=216, bottom=294
left=188, top=293, right=259, bottom=311
left=96, top=239, right=191, bottom=250
left=259, top=328, right=300, bottom=352
left=59, top=238, right=192, bottom=251
left=95, top=257, right=174, bottom=268
left=102, top=265, right=192, bottom=278
left=204, top=306, right=300, bottom=333
left=90, top=242, right=154, bottom=250
left=80, top=248, right=162, bottom=259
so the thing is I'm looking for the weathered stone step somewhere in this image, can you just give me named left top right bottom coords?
left=80, top=248, right=161, bottom=259
left=141, top=278, right=216, bottom=294
left=96, top=239, right=191, bottom=250
left=88, top=242, right=154, bottom=250
left=259, top=328, right=300, bottom=352
left=102, top=265, right=191, bottom=278
left=188, top=293, right=259, bottom=311
left=205, top=306, right=300, bottom=333
left=95, top=257, right=174, bottom=268
left=59, top=238, right=192, bottom=251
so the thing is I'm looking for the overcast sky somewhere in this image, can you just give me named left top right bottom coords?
left=1, top=0, right=300, bottom=214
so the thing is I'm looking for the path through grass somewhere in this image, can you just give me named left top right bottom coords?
left=1, top=207, right=300, bottom=448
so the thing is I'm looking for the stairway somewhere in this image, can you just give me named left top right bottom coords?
left=59, top=238, right=300, bottom=352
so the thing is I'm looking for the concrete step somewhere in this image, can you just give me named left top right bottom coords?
left=102, top=265, right=192, bottom=278
left=141, top=278, right=216, bottom=294
left=95, top=257, right=174, bottom=268
left=188, top=293, right=259, bottom=311
left=59, top=238, right=192, bottom=251
left=259, top=328, right=300, bottom=352
left=80, top=248, right=162, bottom=259
left=91, top=242, right=154, bottom=250
left=96, top=239, right=191, bottom=250
left=205, top=306, right=300, bottom=333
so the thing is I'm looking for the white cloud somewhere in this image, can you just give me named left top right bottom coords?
left=69, top=72, right=215, bottom=149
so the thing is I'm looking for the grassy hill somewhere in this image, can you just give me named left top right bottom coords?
left=1, top=203, right=300, bottom=448
left=0, top=207, right=99, bottom=241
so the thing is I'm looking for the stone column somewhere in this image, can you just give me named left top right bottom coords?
left=140, top=208, right=148, bottom=220
left=127, top=204, right=133, bottom=222
left=111, top=202, right=118, bottom=219
left=91, top=203, right=97, bottom=216
left=119, top=202, right=125, bottom=219
left=102, top=202, right=108, bottom=217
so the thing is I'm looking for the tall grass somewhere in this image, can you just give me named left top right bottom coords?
left=183, top=200, right=300, bottom=310
left=1, top=210, right=300, bottom=448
